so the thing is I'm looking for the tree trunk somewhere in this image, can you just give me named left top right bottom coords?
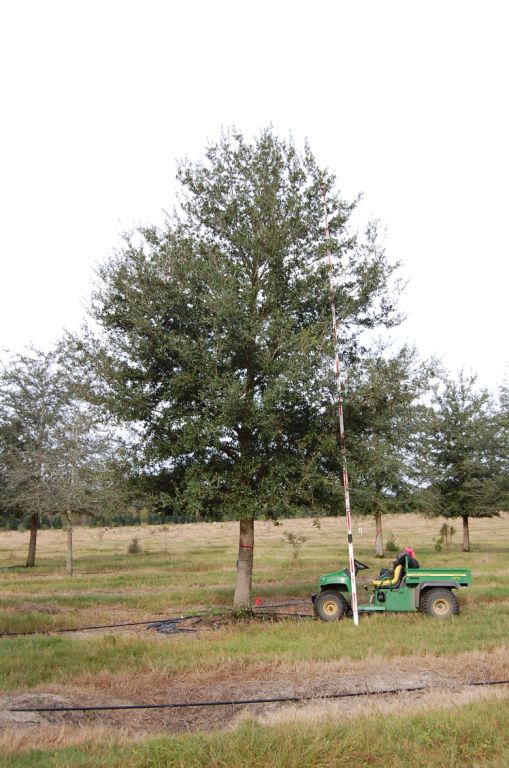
left=233, top=518, right=254, bottom=608
left=66, top=515, right=74, bottom=577
left=374, top=510, right=384, bottom=557
left=462, top=514, right=470, bottom=552
left=25, top=513, right=39, bottom=567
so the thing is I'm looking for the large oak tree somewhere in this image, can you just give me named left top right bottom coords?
left=89, top=128, right=401, bottom=606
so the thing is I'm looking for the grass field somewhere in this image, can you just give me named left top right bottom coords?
left=1, top=513, right=508, bottom=767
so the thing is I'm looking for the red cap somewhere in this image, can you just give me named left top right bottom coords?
left=404, top=547, right=415, bottom=558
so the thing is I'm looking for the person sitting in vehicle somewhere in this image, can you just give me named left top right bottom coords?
left=373, top=547, right=420, bottom=587
left=398, top=546, right=420, bottom=569
left=388, top=546, right=420, bottom=572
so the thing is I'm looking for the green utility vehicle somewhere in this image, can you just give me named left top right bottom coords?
left=312, top=558, right=472, bottom=620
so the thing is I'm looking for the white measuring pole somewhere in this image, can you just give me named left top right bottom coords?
left=323, top=197, right=359, bottom=626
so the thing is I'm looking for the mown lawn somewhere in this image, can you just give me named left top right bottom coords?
left=2, top=603, right=509, bottom=691
left=1, top=513, right=508, bottom=634
left=1, top=513, right=508, bottom=766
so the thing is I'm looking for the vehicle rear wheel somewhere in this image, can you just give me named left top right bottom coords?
left=315, top=591, right=348, bottom=621
left=421, top=588, right=459, bottom=618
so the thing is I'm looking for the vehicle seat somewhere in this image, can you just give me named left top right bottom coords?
left=371, top=563, right=404, bottom=588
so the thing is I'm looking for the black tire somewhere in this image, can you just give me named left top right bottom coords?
left=421, top=588, right=459, bottom=619
left=315, top=591, right=348, bottom=622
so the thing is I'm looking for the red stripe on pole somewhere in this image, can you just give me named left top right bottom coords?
left=322, top=190, right=359, bottom=626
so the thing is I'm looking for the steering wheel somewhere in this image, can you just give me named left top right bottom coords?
left=353, top=558, right=369, bottom=572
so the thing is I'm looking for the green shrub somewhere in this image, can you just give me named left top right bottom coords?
left=127, top=537, right=141, bottom=554
left=282, top=530, right=307, bottom=562
left=434, top=523, right=456, bottom=551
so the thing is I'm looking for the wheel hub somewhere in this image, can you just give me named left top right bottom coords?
left=433, top=598, right=449, bottom=615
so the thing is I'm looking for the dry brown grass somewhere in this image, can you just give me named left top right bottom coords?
left=1, top=648, right=507, bottom=754
left=60, top=646, right=509, bottom=699
left=2, top=512, right=509, bottom=565
left=1, top=513, right=508, bottom=759
left=0, top=520, right=239, bottom=564
left=251, top=686, right=509, bottom=729
left=4, top=687, right=509, bottom=757
left=1, top=648, right=508, bottom=754
left=0, top=722, right=137, bottom=755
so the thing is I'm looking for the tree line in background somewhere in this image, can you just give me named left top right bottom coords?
left=1, top=129, right=508, bottom=604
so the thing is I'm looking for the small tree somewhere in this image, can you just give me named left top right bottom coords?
left=0, top=349, right=65, bottom=565
left=48, top=400, right=122, bottom=575
left=0, top=347, right=122, bottom=571
left=342, top=345, right=431, bottom=556
left=421, top=372, right=506, bottom=551
left=498, top=380, right=509, bottom=481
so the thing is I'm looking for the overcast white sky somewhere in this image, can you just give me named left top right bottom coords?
left=0, top=0, right=507, bottom=390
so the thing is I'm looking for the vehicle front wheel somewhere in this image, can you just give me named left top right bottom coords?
left=421, top=588, right=459, bottom=618
left=315, top=591, right=348, bottom=622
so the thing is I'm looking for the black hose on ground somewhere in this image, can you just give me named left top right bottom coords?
left=0, top=614, right=206, bottom=637
left=0, top=601, right=309, bottom=638
left=9, top=679, right=509, bottom=713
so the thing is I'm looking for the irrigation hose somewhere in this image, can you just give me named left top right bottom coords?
left=0, top=614, right=203, bottom=638
left=9, top=680, right=509, bottom=713
left=0, top=601, right=310, bottom=638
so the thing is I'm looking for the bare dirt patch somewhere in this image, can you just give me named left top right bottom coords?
left=1, top=649, right=508, bottom=753
left=13, top=603, right=61, bottom=614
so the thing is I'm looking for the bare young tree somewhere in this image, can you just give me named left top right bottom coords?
left=49, top=399, right=121, bottom=575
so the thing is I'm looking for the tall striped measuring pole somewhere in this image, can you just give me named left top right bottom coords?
left=323, top=197, right=359, bottom=626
